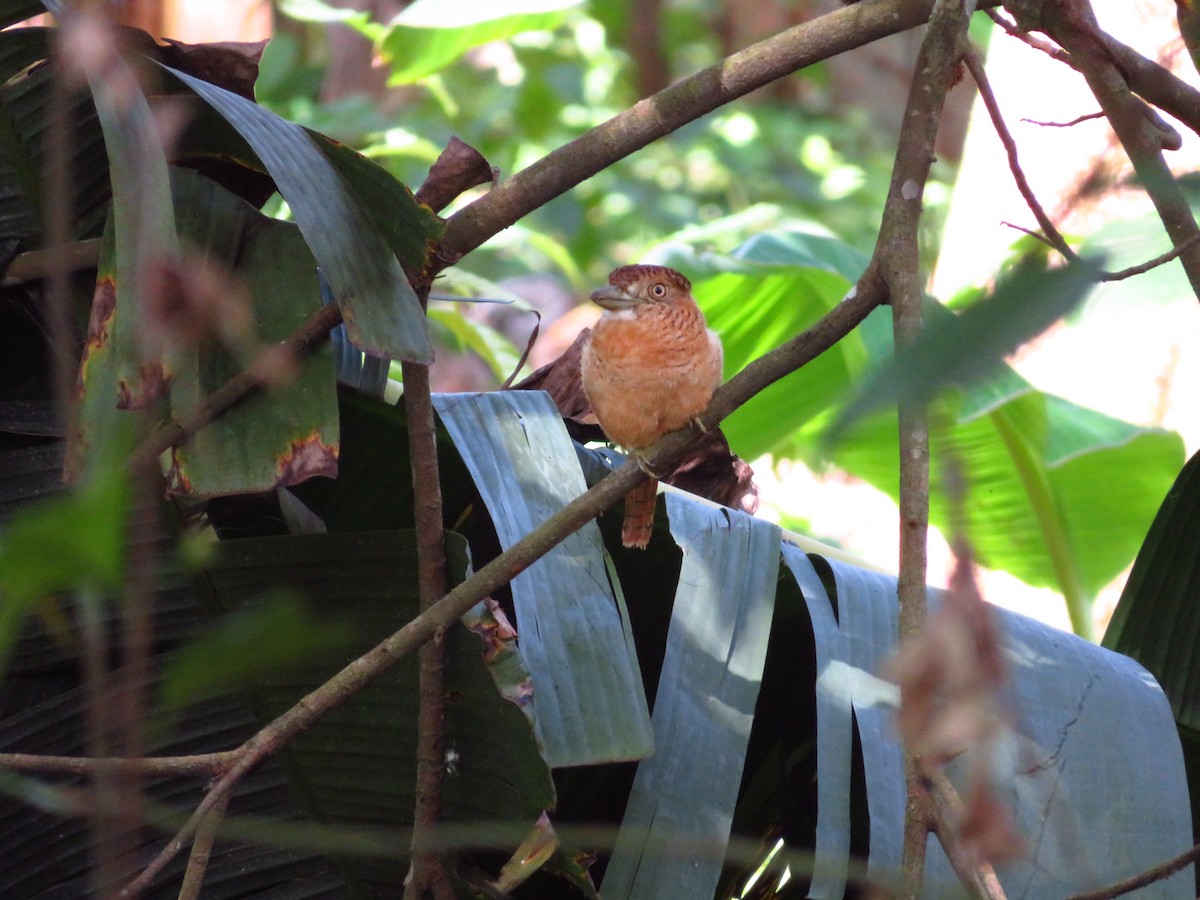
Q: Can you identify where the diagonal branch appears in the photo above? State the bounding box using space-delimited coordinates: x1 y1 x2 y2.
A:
963 46 1077 262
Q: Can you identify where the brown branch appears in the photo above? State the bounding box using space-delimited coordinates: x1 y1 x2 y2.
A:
926 770 1008 900
964 46 1077 262
177 792 229 900
883 0 967 615
1021 112 1104 128
0 751 240 777
119 261 887 898
865 0 972 891
1099 232 1200 281
1066 840 1200 900
437 0 980 266
1 237 101 286
988 5 1200 143
401 356 456 900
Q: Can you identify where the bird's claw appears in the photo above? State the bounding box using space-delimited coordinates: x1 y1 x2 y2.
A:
690 416 708 435
631 452 660 479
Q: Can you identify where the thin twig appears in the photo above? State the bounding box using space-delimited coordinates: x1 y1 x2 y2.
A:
1099 232 1200 281
0 751 240 777
1066 840 1200 900
1000 221 1058 249
1022 112 1104 128
926 770 1008 900
985 9 1071 65
500 310 541 390
177 792 229 900
118 266 887 898
964 46 1077 262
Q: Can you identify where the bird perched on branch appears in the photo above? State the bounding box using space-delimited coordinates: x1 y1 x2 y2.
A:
581 264 724 548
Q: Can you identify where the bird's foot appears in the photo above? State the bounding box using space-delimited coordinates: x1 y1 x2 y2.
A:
630 452 660 479
690 416 709 435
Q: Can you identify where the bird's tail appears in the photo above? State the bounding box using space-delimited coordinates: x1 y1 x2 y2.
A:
622 478 658 549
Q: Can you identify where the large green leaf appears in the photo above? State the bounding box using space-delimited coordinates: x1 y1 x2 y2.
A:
1104 447 1200 731
67 34 178 478
161 66 433 364
165 169 340 497
432 391 654 767
781 547 1192 896
831 256 1102 438
602 494 779 899
830 391 1183 638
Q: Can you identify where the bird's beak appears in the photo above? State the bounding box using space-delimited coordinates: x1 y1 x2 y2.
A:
589 284 642 311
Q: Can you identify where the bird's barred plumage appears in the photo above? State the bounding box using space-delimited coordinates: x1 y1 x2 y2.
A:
581 265 723 548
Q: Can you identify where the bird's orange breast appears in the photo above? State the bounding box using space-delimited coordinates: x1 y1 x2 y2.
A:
581 301 723 450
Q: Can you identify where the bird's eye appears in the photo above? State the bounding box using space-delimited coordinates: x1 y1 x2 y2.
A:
650 283 667 298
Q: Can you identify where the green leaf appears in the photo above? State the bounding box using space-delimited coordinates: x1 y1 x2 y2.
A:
67 37 177 478
602 496 779 899
831 391 1183 637
432 391 653 766
0 468 129 603
782 547 1193 896
378 0 582 84
700 266 867 460
160 65 433 363
831 256 1103 440
0 464 131 675
307 130 444 277
159 591 355 714
1104 447 1200 730
164 169 340 497
428 306 521 381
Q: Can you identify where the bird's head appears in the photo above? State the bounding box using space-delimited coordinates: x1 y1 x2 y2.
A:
589 265 692 311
